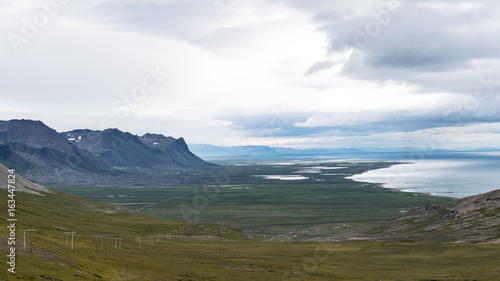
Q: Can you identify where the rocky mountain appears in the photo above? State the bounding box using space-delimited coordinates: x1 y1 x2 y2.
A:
0 120 104 174
139 134 208 167
62 129 165 168
61 130 209 168
368 189 500 243
0 119 210 184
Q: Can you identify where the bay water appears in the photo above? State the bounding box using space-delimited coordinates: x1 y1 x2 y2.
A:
348 151 500 198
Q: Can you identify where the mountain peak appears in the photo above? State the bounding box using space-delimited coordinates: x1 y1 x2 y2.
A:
139 134 208 167
0 119 71 148
8 119 44 124
142 133 168 140
0 119 104 175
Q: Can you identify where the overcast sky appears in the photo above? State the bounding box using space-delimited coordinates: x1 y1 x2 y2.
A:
1 0 499 149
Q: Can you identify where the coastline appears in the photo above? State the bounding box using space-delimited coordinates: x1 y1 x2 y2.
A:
345 156 500 199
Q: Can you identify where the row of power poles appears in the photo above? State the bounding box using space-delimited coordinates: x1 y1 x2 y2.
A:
18 230 187 253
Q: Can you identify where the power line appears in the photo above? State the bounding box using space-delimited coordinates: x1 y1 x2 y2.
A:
21 230 35 252
95 235 103 251
64 231 76 251
114 238 122 250
135 190 199 211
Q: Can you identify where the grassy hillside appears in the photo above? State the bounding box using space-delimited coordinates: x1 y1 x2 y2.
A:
2 189 500 280
0 188 250 280
2 167 500 279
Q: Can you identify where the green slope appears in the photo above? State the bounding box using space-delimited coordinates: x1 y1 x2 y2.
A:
2 166 500 280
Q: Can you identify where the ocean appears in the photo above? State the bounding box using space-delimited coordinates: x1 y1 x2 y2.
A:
347 151 500 198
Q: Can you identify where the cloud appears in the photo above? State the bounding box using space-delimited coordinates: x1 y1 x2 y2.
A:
305 60 334 75
217 100 500 142
313 0 500 94
1 0 499 149
90 0 217 40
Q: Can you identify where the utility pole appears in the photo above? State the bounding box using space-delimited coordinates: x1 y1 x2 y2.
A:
64 231 76 250
114 238 122 250
21 230 35 252
95 235 103 251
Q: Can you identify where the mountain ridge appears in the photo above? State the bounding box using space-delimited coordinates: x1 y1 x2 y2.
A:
0 119 210 184
0 119 105 173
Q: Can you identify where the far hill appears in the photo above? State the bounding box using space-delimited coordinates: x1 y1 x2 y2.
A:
189 143 368 158
189 144 500 159
188 144 280 158
367 189 500 243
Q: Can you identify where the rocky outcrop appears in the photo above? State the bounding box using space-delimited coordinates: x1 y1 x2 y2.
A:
369 190 500 243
